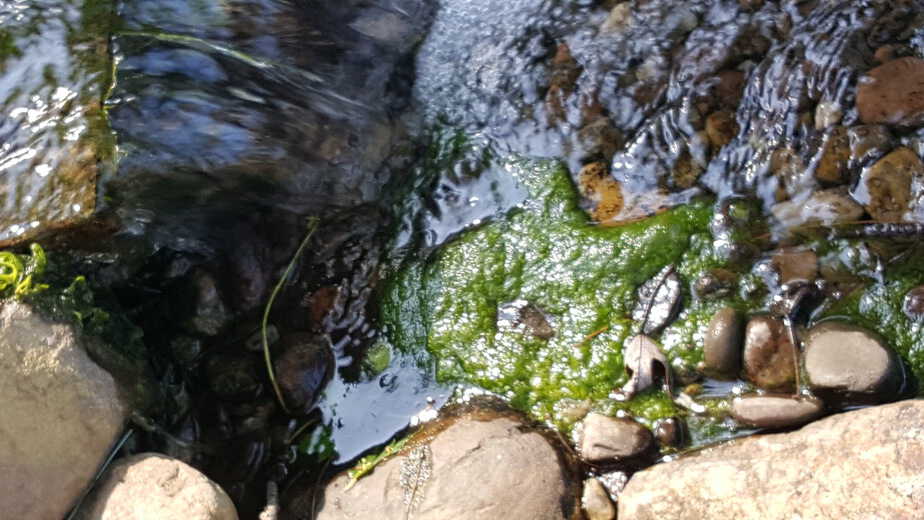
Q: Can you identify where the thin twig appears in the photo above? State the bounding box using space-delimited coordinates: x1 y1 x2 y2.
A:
571 325 610 349
264 217 320 414
65 429 134 520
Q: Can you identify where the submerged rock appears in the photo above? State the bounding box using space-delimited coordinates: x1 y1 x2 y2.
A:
0 301 127 519
274 333 334 411
772 188 865 227
770 248 818 284
582 478 616 520
856 147 922 222
702 307 743 379
730 394 825 429
620 400 924 519
183 270 232 337
79 453 238 520
315 415 575 520
579 413 653 463
857 57 924 127
804 322 902 403
743 316 797 392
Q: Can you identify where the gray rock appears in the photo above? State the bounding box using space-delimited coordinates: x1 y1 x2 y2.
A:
80 453 238 520
620 400 924 520
703 307 743 379
582 478 616 520
730 394 825 429
316 416 573 520
0 301 127 519
743 316 797 391
580 413 653 463
184 269 232 336
804 322 902 402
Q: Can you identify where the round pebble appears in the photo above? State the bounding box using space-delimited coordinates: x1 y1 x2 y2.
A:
743 316 797 392
703 307 743 379
579 413 653 463
731 394 825 429
804 322 902 403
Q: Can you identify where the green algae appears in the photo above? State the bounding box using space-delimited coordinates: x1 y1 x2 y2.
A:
379 154 773 432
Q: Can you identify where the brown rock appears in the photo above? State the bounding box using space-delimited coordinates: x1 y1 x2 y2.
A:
577 162 625 223
705 110 738 150
580 413 653 463
848 124 892 168
619 400 924 520
815 126 849 184
714 70 746 109
857 57 924 126
577 117 623 162
743 316 796 391
904 285 924 321
858 147 922 222
771 248 818 284
730 394 824 429
703 307 743 379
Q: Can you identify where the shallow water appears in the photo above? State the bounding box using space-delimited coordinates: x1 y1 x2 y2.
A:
0 0 113 245
9 0 924 516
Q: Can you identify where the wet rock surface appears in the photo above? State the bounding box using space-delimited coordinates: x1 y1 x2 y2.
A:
579 413 653 463
80 453 238 520
730 394 825 429
274 333 334 411
804 322 902 403
742 316 797 391
0 301 127 519
620 400 924 520
315 415 574 520
903 285 924 321
857 147 923 222
703 307 743 379
857 57 924 127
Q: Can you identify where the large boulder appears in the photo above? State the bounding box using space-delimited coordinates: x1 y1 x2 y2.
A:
619 400 924 519
0 301 128 519
315 415 576 520
79 453 238 520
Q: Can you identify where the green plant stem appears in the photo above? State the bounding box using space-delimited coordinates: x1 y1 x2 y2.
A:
264 217 320 414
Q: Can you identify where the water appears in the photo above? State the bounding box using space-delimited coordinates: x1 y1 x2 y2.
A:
0 0 114 246
8 0 924 516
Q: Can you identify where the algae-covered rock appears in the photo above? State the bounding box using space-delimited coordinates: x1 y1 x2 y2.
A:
380 157 740 429
0 0 116 246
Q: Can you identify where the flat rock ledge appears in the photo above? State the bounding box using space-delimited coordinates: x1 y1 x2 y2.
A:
619 400 924 520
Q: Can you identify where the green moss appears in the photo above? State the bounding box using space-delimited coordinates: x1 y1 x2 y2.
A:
380 154 772 434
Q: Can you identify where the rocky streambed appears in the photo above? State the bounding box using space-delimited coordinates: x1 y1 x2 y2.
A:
3 0 924 519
